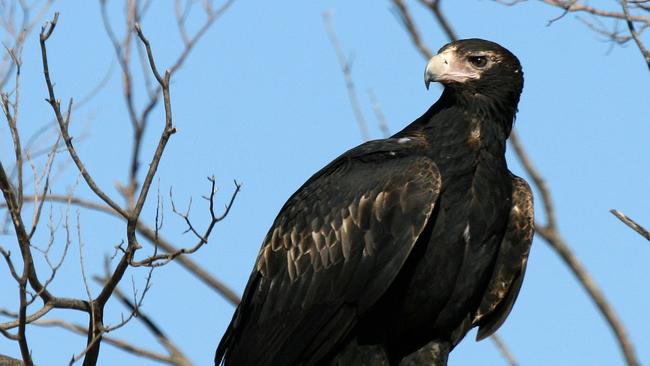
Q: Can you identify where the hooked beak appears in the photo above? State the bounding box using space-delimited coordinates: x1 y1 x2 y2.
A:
424 49 479 89
424 53 447 90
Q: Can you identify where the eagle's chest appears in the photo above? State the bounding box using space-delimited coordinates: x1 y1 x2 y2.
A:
434 126 510 217
389 131 512 338
435 151 511 260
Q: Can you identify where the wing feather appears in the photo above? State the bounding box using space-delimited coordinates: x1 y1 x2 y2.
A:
216 139 441 365
473 175 534 340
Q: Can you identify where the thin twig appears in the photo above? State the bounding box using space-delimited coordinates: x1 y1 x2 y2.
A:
1 161 89 312
22 61 114 160
367 90 391 138
490 334 519 366
0 304 55 331
391 0 433 58
0 0 53 89
99 0 139 131
132 179 241 267
0 193 242 305
77 21 175 365
34 319 180 365
417 0 459 40
93 277 192 365
610 209 650 241
2 47 23 210
620 0 650 69
129 0 237 196
27 133 60 239
39 12 129 220
540 0 650 24
0 247 20 282
323 11 371 141
495 0 650 70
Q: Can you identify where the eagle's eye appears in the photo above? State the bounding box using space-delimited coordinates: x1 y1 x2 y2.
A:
468 56 488 68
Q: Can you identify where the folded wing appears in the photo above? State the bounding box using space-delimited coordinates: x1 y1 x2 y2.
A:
473 175 534 340
216 140 441 365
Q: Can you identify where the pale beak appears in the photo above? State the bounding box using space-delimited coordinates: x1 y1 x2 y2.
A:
424 49 480 89
424 53 448 90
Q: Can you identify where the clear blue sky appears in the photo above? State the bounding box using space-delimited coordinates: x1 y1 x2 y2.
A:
0 1 648 365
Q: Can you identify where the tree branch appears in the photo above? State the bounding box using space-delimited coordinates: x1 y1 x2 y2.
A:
510 134 640 366
391 0 433 58
39 12 129 220
34 319 182 365
495 0 650 70
93 277 192 365
540 0 650 24
322 11 370 141
417 0 458 41
490 334 519 366
610 209 650 241
620 0 650 69
1 193 242 305
132 179 241 267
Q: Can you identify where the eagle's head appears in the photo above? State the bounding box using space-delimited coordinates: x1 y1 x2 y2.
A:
424 38 523 113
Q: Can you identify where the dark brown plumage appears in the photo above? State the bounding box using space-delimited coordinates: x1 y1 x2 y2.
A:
215 38 534 366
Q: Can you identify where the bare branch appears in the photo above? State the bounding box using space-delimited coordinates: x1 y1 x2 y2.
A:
511 134 640 366
132 179 241 267
0 328 19 341
620 0 650 69
610 209 650 241
538 0 650 24
0 304 55 331
509 133 556 230
99 0 139 131
74 210 93 303
131 23 175 218
34 319 182 365
175 0 192 45
0 246 20 282
21 61 113 161
0 160 61 307
2 3 242 364
322 11 370 141
1 193 242 305
417 0 459 41
168 0 238 76
39 12 129 220
490 334 519 366
27 134 60 239
0 0 53 90
128 0 238 201
93 277 192 365
17 271 32 366
1 47 23 209
391 0 433 58
495 0 650 70
367 90 391 138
